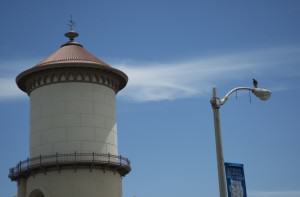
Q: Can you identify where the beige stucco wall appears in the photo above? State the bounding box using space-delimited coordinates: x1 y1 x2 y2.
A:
26 169 122 197
17 178 27 197
30 83 118 157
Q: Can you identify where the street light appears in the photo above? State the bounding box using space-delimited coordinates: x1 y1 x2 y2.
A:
210 82 271 197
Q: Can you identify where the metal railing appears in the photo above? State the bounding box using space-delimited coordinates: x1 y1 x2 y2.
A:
9 152 131 180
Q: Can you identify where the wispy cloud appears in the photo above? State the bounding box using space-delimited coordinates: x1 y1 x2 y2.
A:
0 47 300 102
0 78 23 100
0 59 37 100
116 46 300 102
249 190 300 197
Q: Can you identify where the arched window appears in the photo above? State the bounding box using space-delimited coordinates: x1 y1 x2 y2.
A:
29 189 44 197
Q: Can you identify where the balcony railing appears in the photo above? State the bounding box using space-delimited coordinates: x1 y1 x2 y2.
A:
9 152 131 181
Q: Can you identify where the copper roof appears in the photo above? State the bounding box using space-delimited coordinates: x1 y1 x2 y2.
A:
16 30 128 94
36 31 111 67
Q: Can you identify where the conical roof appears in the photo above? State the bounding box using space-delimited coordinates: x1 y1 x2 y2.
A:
36 44 110 67
36 31 111 67
16 30 128 94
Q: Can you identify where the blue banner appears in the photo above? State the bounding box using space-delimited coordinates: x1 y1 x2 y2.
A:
225 162 247 197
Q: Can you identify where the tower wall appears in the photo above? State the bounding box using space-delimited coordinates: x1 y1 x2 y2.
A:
30 82 118 157
26 169 122 197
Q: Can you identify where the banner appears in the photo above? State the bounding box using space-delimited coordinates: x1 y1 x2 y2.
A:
225 162 247 197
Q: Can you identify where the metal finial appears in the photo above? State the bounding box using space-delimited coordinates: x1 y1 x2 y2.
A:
68 15 75 31
64 15 79 42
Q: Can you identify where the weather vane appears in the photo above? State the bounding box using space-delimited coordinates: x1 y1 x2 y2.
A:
68 15 75 31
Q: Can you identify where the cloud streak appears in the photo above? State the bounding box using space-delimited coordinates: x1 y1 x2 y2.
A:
0 47 299 102
0 78 23 100
0 59 37 100
116 46 300 102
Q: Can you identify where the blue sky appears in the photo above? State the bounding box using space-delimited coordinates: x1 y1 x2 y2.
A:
1 1 300 197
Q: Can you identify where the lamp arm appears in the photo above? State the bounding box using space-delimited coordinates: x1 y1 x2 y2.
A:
219 87 253 106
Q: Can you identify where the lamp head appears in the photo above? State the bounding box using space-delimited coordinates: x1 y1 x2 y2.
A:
252 88 272 101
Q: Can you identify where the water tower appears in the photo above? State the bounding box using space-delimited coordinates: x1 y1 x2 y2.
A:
9 28 131 197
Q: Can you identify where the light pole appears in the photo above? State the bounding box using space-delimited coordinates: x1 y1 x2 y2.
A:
210 83 271 197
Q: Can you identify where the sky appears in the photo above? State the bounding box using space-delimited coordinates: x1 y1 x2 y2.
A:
0 0 300 197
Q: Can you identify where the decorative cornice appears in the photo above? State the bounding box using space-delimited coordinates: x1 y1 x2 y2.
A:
16 63 128 95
